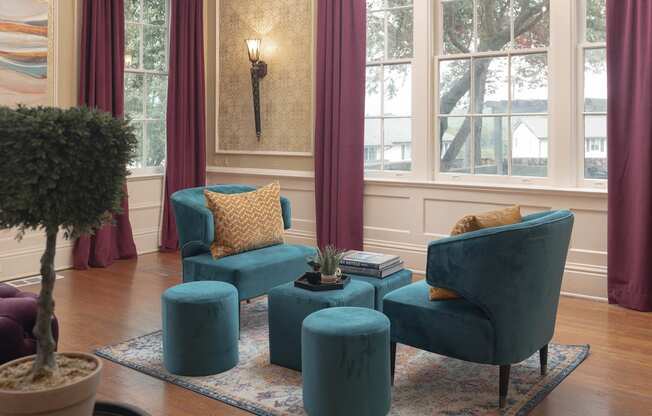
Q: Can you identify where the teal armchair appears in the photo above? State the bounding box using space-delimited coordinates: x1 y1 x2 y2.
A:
171 185 316 305
383 210 574 408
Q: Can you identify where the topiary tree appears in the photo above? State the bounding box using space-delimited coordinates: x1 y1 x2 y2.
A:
0 106 136 380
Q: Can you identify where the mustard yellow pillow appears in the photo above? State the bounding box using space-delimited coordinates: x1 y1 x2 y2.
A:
204 182 285 259
429 205 522 301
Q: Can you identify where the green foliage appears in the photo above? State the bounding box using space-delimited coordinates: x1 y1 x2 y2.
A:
312 246 345 276
0 106 137 238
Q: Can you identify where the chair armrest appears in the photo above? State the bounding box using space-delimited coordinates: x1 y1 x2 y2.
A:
280 196 291 229
426 210 574 363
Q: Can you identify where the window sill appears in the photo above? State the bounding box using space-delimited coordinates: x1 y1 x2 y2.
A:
363 176 607 198
128 170 164 181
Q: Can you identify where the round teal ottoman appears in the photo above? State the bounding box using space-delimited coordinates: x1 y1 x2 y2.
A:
162 281 239 376
302 307 391 416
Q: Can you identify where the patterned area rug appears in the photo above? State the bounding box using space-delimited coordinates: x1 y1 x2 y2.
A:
96 298 589 416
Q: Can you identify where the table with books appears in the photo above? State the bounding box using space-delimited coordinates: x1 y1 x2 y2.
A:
340 251 412 312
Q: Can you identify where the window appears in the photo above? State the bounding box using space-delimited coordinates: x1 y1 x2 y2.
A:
437 0 549 178
582 0 607 180
124 0 169 171
365 0 414 172
362 1 606 188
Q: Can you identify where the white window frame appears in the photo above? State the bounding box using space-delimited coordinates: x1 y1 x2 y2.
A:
577 0 607 189
364 0 606 192
125 0 170 176
364 1 421 179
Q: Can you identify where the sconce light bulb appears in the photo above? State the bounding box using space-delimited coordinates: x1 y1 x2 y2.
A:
245 38 261 63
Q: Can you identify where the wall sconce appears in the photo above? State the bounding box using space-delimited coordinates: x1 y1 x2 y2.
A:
246 39 267 140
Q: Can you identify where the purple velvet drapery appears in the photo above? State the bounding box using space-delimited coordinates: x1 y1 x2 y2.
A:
607 0 652 311
314 0 366 250
160 0 206 251
73 0 137 269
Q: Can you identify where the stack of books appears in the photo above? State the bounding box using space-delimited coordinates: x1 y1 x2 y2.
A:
339 251 404 278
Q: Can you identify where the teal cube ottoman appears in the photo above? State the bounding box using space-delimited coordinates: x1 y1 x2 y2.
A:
268 280 374 371
162 281 239 376
350 268 412 312
302 307 391 416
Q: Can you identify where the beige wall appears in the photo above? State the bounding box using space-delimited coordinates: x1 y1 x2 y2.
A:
205 0 314 171
1 1 163 281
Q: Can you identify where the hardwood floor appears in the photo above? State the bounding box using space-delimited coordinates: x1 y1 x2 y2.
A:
19 252 652 415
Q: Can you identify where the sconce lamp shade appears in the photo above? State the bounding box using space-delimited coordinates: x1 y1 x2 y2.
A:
245 39 261 63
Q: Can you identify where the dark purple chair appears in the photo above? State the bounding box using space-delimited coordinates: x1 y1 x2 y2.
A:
0 283 59 365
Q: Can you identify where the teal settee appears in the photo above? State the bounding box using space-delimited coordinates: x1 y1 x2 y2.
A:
171 185 316 305
383 210 574 408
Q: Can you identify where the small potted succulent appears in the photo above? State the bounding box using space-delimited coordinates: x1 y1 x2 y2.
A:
311 246 345 284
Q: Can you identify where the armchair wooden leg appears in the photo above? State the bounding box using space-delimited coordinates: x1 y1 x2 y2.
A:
540 344 548 376
390 342 397 386
499 364 511 409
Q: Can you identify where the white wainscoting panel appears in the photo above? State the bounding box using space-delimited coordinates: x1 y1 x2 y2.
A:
207 167 608 300
0 175 164 282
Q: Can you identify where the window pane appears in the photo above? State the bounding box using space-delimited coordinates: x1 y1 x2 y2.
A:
125 23 141 69
384 64 411 116
367 11 385 62
439 59 470 115
440 116 471 173
364 118 382 170
474 116 508 175
584 48 607 112
130 121 144 169
145 0 166 25
387 0 413 6
476 0 510 52
365 66 381 117
586 0 606 43
584 115 607 179
513 0 550 49
442 0 473 54
511 53 548 113
143 25 167 71
125 0 141 22
511 116 548 177
384 118 412 171
146 74 167 118
387 7 413 59
146 120 166 167
367 0 383 10
473 56 508 114
125 73 144 118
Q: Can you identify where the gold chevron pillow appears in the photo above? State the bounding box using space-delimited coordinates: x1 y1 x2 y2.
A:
429 205 522 301
204 182 285 259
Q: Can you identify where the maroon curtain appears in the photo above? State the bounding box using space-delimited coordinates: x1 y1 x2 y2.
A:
607 0 652 311
160 0 206 251
314 0 366 250
73 0 137 269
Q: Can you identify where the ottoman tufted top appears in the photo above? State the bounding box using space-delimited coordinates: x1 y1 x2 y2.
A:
162 281 237 304
303 306 390 337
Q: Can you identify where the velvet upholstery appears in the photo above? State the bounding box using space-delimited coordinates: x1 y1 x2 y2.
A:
349 268 412 312
162 281 238 376
171 185 313 301
0 284 59 365
183 245 315 301
302 307 391 416
268 280 375 371
383 210 574 366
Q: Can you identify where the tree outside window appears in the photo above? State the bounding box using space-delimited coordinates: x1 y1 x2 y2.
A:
124 0 168 170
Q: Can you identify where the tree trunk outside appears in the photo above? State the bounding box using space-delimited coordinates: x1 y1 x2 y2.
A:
31 227 58 379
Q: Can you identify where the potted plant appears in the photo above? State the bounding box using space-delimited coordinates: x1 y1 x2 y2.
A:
312 246 345 284
0 106 136 416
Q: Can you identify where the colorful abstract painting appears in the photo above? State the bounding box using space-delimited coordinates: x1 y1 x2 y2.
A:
0 0 49 106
